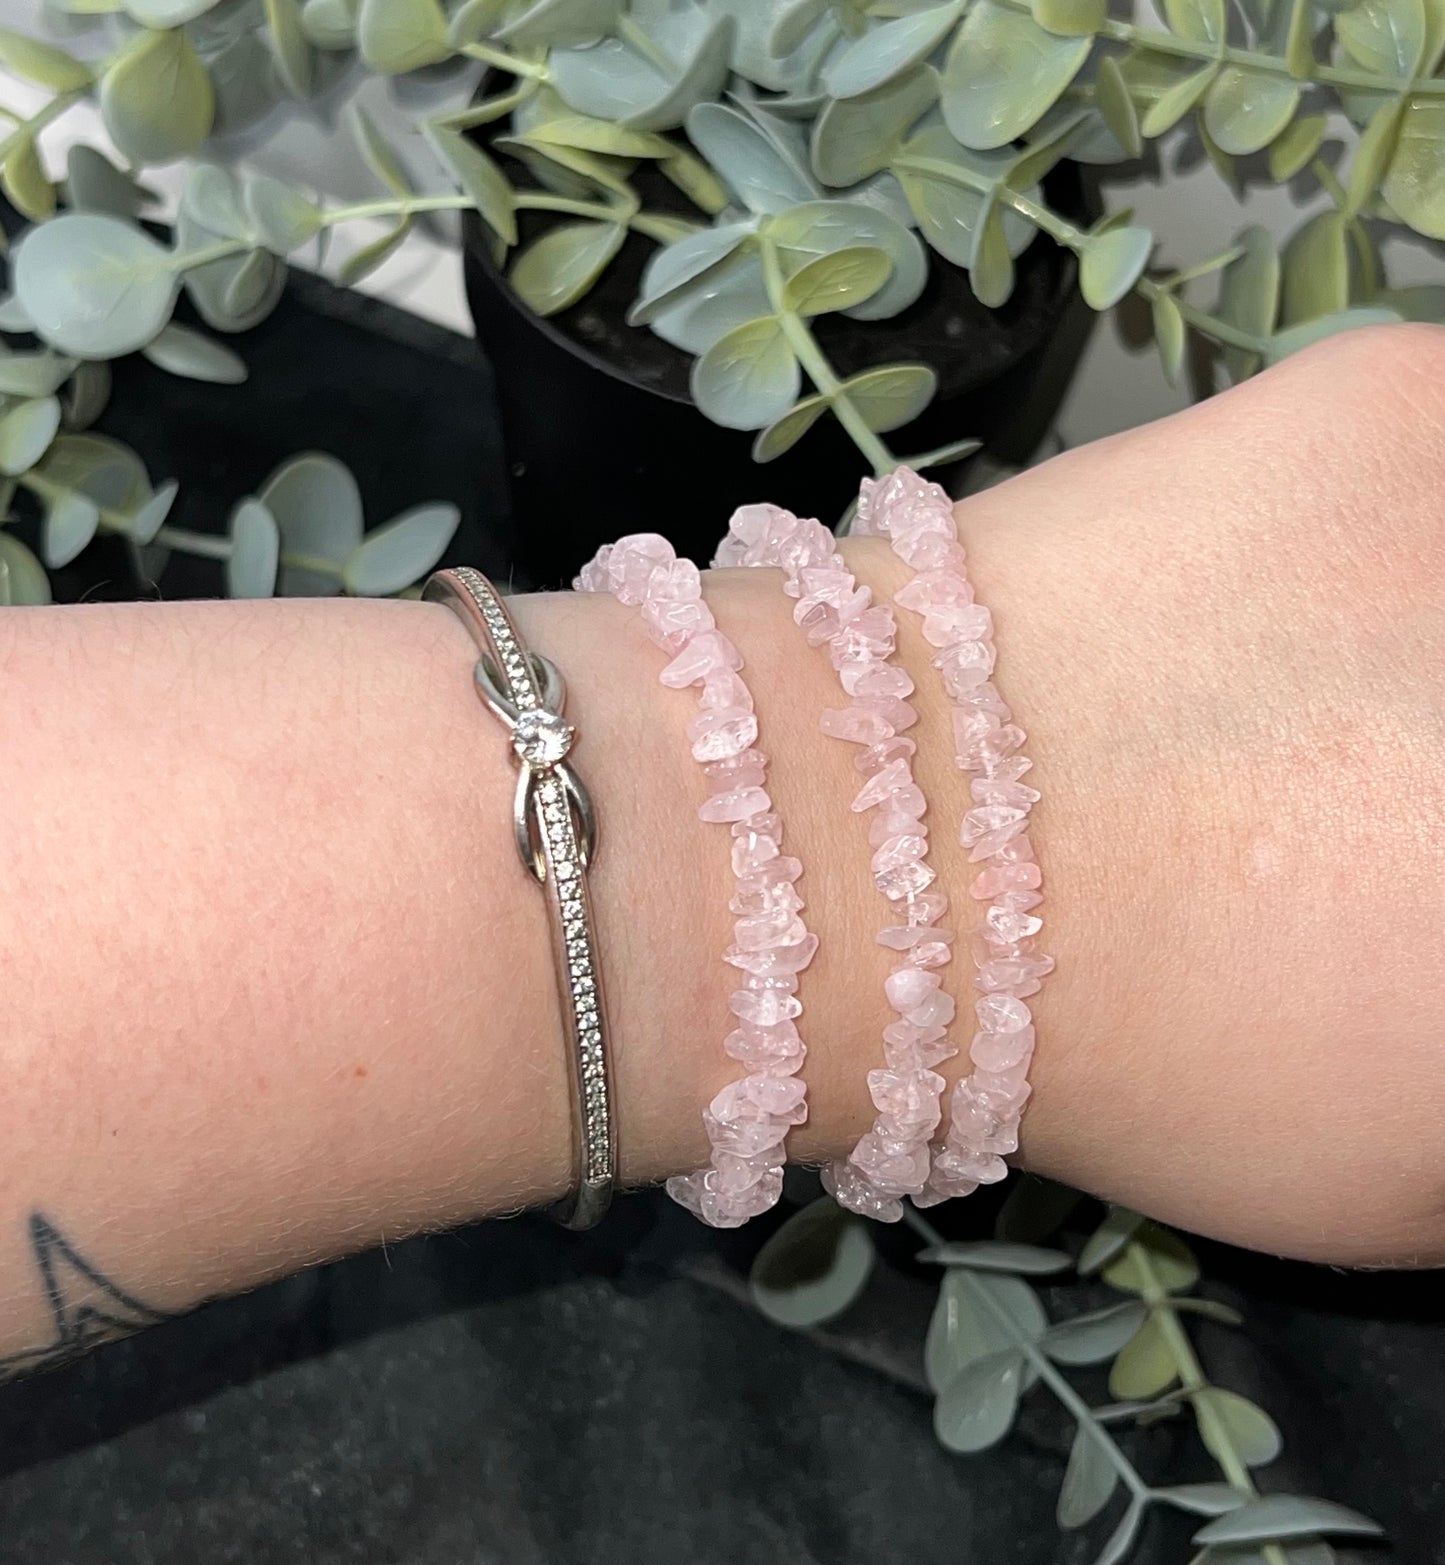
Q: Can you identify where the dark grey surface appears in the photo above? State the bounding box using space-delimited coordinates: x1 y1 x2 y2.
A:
0 1191 1441 1565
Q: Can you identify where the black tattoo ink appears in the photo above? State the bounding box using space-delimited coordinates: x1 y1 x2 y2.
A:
0 1213 176 1382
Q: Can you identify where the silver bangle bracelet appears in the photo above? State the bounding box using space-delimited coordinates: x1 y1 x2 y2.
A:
422 566 615 1230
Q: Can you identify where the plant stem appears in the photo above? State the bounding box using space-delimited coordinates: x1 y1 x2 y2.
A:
758 235 898 478
460 42 549 81
893 152 1270 358
987 0 1445 94
0 86 87 162
152 524 229 560
1128 1242 1290 1565
903 1208 1153 1504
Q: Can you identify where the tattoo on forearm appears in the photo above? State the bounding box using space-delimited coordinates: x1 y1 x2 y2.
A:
0 1213 176 1383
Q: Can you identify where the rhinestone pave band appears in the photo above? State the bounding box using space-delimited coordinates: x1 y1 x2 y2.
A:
423 566 615 1230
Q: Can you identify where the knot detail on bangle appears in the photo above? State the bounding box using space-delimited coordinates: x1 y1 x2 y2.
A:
474 651 596 885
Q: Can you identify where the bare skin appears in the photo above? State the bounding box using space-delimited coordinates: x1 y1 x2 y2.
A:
0 324 1441 1378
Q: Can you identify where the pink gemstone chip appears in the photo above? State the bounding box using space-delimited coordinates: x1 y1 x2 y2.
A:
859 466 1052 1208
576 530 814 1230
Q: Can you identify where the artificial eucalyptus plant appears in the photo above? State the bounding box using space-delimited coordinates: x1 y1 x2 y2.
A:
751 1185 1388 1565
0 2 1410 1552
0 0 1440 602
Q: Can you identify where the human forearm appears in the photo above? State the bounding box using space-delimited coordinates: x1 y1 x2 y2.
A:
1 326 1443 1377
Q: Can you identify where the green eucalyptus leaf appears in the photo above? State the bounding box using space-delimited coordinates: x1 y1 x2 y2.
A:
1032 0 1107 34
1043 1301 1148 1365
918 1239 1072 1274
1335 0 1425 76
264 0 314 97
752 391 831 460
343 502 459 595
41 490 100 568
1217 224 1279 381
122 0 216 21
0 294 33 331
15 214 179 359
969 201 1014 306
260 451 362 596
924 1270 1048 1391
526 114 671 157
226 497 280 598
4 136 54 223
1103 1222 1200 1294
1095 55 1143 157
425 122 517 246
934 1349 1024 1453
182 163 250 239
782 244 891 315
244 174 323 254
823 3 962 98
1268 112 1327 180
101 26 215 165
1203 68 1301 154
1152 289 1187 383
301 0 360 49
142 322 247 383
1281 209 1349 324
811 66 937 187
1140 63 1218 137
1108 1312 1179 1398
900 435 982 471
1080 224 1153 309
336 221 411 287
0 532 51 604
1058 1425 1118 1529
941 1 1090 149
1154 1483 1250 1515
0 395 60 475
1166 0 1226 43
0 352 77 398
1195 1388 1283 1468
0 26 93 92
767 199 926 319
128 478 178 545
357 0 450 72
750 1197 875 1327
509 220 626 316
551 15 732 132
1194 1495 1384 1545
501 0 622 49
646 251 771 354
690 313 800 430
1092 1498 1146 1565
630 221 755 323
838 362 936 431
35 431 149 517
687 101 817 214
1345 96 1404 215
352 105 413 197
66 145 151 219
1383 95 1445 238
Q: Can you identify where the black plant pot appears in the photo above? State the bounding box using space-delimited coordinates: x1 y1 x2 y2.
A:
463 158 1093 588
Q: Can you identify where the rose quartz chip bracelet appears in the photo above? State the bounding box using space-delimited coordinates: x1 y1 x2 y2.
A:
853 467 1054 1205
715 502 959 1224
574 535 814 1228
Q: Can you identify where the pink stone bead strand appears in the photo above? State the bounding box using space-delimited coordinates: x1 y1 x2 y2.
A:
715 503 958 1225
575 534 815 1228
853 467 1055 1207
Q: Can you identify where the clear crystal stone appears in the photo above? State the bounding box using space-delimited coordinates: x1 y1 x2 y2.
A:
513 706 574 766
